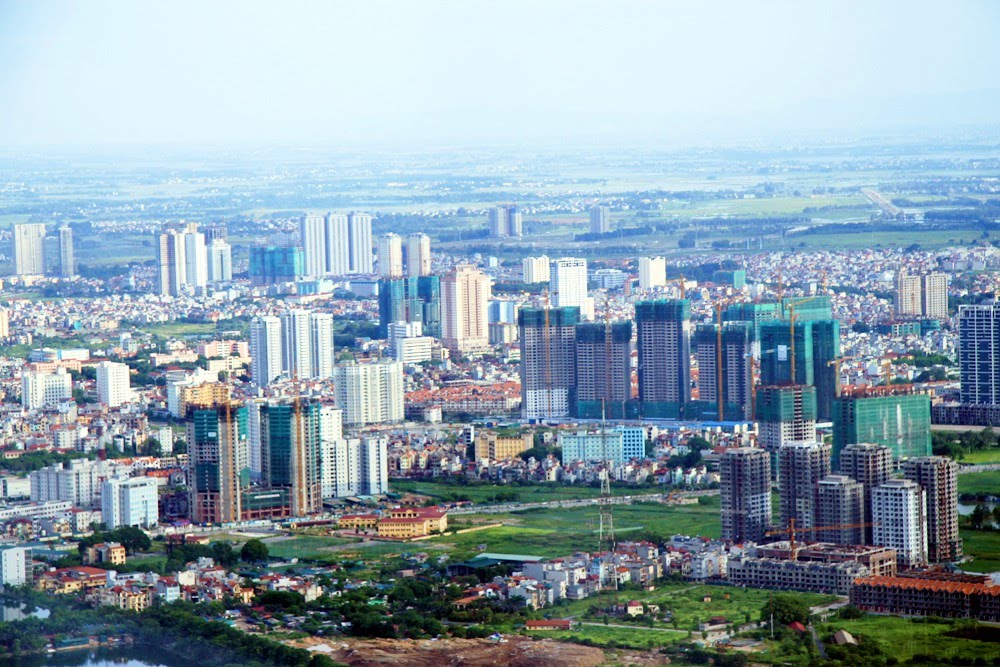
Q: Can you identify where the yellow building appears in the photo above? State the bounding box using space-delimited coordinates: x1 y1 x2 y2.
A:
84 542 127 567
338 514 379 530
474 432 533 461
377 507 449 538
180 382 233 417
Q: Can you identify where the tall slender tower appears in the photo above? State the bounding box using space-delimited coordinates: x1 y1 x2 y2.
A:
816 475 865 545
720 447 772 543
377 233 403 278
778 441 831 532
441 264 491 354
188 397 249 524
694 321 753 420
13 223 46 276
839 443 893 544
589 205 610 234
405 233 431 277
58 226 75 278
250 316 283 387
518 306 580 419
575 321 633 419
347 212 373 274
959 304 1000 405
324 213 350 276
903 456 962 563
636 299 691 419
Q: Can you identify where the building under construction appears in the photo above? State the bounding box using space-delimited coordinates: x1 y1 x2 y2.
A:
832 386 932 465
851 574 1000 621
187 397 249 524
635 299 691 419
693 321 754 421
575 321 636 419
729 542 897 595
518 306 580 420
756 385 817 479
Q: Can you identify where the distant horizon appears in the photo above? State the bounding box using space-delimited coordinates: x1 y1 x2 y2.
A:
2 1 999 150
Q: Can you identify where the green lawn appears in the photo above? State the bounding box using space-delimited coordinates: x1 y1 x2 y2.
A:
815 615 1000 664
262 535 355 560
390 480 632 504
553 583 837 632
539 623 687 650
426 498 722 560
957 470 1000 496
960 530 1000 573
957 448 1000 464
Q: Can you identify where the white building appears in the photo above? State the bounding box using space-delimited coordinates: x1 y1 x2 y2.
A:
872 479 928 568
300 213 327 278
347 212 374 274
0 545 31 586
156 427 174 455
324 213 351 276
558 428 644 465
377 233 403 279
14 223 46 276
250 315 283 387
441 264 492 354
388 321 433 364
549 257 588 311
281 310 313 380
21 367 72 410
206 239 233 282
101 477 158 529
405 233 431 277
639 257 667 291
332 360 404 426
522 255 550 284
360 438 389 495
96 361 131 408
30 459 101 507
589 205 610 234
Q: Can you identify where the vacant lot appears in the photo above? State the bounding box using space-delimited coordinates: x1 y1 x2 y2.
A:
958 470 1000 496
815 615 1000 664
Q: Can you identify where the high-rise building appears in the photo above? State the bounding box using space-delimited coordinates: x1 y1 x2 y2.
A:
96 361 131 408
441 264 491 354
405 232 431 277
778 441 831 532
347 212 374 274
694 322 754 420
522 255 550 284
758 318 841 419
638 257 666 291
182 223 207 290
322 212 349 276
872 479 928 568
959 304 1000 405
636 299 691 419
187 398 250 524
518 307 580 419
720 447 772 543
309 312 335 380
756 385 817 478
815 475 865 546
549 257 588 310
723 302 780 341
280 310 313 380
30 459 101 506
488 205 522 238
58 226 75 278
575 321 634 419
250 316 283 386
207 239 233 282
332 360 404 426
0 307 9 339
895 271 948 319
13 223 46 276
903 456 962 563
260 400 324 516
360 437 389 496
156 223 207 295
377 233 403 278
832 390 932 464
21 367 72 410
299 213 327 278
101 477 158 529
0 545 31 587
377 276 441 339
249 245 304 285
589 205 610 234
838 443 893 544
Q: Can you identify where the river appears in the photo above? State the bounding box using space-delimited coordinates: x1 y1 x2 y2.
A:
9 646 182 667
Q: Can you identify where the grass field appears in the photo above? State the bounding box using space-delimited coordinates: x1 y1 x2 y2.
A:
262 535 356 560
423 498 722 560
815 615 1000 664
540 623 688 650
960 530 1000 573
552 583 837 632
958 470 1000 496
390 480 630 504
957 449 1000 464
789 228 987 251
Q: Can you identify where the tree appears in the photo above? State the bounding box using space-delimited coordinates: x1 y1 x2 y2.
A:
760 594 811 626
241 538 269 563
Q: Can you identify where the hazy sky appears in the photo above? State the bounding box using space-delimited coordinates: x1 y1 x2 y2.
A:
2 0 999 148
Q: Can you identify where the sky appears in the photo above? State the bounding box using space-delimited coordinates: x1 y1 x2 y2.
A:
1 0 999 148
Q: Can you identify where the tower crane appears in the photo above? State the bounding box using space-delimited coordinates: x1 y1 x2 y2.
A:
765 518 877 561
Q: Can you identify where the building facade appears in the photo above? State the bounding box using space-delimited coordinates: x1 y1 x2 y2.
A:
720 447 772 543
